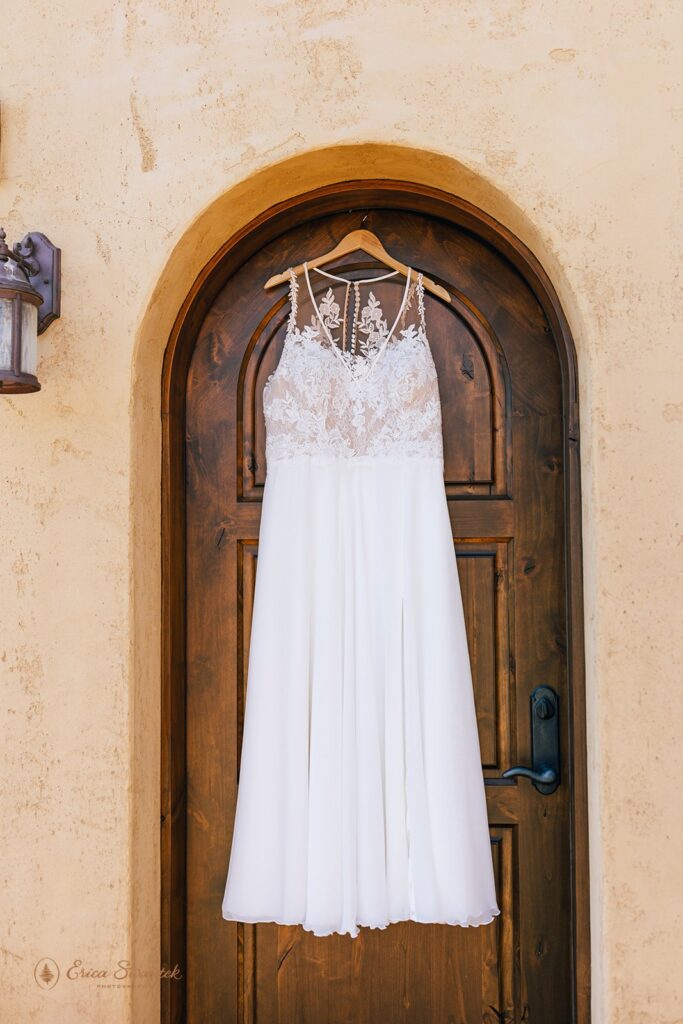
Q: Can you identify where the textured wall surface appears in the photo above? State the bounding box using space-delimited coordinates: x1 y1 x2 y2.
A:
2 2 682 1022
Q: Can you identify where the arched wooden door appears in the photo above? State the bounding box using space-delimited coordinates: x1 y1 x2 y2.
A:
161 182 589 1024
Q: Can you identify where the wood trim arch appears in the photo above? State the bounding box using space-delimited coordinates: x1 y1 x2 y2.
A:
160 179 590 1024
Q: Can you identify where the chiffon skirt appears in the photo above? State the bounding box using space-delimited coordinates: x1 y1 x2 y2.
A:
221 454 500 938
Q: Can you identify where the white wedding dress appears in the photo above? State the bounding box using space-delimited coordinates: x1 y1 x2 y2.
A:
221 260 500 938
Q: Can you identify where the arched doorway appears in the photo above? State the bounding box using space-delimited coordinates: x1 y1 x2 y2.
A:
160 179 589 1023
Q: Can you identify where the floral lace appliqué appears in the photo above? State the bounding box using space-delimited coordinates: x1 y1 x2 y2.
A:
316 288 342 334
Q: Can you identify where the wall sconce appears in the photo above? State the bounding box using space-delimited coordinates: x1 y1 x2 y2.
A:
0 226 61 394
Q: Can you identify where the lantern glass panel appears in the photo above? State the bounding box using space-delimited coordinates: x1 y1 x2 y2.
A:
0 297 13 372
20 301 38 377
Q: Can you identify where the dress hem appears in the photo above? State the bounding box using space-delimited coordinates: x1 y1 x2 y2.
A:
221 905 501 939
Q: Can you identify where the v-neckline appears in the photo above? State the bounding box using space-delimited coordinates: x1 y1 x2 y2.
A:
303 261 413 383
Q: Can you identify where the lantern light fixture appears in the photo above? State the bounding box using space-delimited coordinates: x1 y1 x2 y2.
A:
0 226 61 394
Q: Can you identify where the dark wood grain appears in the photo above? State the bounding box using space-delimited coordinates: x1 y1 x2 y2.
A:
161 181 590 1023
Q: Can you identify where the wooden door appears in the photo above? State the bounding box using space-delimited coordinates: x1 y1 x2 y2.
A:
161 183 589 1024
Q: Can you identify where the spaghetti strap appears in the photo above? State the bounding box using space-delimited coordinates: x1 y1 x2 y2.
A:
399 270 427 339
416 271 426 334
286 266 299 336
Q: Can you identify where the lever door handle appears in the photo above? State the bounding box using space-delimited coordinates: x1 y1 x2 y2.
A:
502 764 558 785
501 685 560 795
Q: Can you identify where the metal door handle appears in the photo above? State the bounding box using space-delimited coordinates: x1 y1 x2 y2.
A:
502 764 557 785
501 684 560 795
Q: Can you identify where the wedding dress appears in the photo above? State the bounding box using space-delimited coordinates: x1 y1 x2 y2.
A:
221 259 500 938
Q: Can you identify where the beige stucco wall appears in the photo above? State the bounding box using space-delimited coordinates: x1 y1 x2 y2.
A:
2 2 682 1022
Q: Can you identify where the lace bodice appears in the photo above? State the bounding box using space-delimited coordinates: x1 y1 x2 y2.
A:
263 261 444 463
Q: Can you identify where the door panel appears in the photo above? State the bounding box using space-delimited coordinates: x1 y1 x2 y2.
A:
168 192 581 1024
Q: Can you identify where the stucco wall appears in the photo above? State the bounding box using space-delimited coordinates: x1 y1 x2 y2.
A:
2 2 682 1022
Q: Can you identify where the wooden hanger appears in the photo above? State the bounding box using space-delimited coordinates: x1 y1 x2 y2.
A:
263 229 452 303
